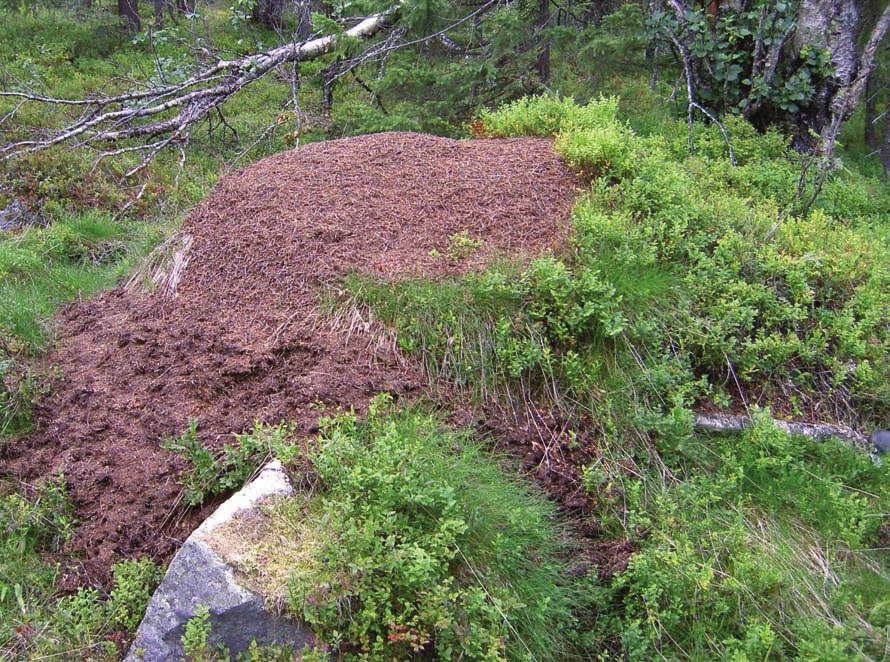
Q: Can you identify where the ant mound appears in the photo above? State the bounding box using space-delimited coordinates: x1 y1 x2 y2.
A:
5 132 581 587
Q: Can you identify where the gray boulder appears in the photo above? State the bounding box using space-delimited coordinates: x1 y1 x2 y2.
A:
125 461 313 661
871 429 890 454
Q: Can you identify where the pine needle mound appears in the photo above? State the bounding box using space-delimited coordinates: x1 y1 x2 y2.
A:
5 132 580 585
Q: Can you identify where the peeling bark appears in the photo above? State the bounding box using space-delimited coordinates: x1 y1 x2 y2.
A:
792 0 860 149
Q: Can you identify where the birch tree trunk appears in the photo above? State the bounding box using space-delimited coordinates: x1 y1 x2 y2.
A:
792 0 860 149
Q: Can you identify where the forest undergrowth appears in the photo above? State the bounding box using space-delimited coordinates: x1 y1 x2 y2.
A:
0 4 888 661
341 96 890 659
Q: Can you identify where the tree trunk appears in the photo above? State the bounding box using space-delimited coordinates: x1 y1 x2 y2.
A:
882 95 890 176
864 70 878 148
118 0 141 32
792 0 860 149
322 60 341 118
252 0 285 30
536 0 551 84
154 0 164 27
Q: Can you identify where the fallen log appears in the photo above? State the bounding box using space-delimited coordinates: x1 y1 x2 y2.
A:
693 412 871 453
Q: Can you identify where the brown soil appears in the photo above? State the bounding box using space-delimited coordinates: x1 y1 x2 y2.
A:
4 132 588 588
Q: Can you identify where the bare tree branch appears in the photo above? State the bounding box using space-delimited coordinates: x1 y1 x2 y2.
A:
663 1 735 165
693 413 870 452
0 8 398 163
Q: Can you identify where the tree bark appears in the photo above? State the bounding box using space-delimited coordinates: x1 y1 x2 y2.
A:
792 0 860 149
816 4 890 156
118 0 141 32
693 413 868 450
787 0 890 155
864 68 878 148
252 0 286 30
882 95 890 176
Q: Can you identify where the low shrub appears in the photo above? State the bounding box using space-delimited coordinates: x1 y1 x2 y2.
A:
380 95 890 425
587 413 890 660
281 397 584 660
163 420 299 507
0 476 162 660
345 95 890 660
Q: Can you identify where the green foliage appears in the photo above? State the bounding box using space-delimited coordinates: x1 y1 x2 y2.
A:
164 420 299 506
479 93 622 137
181 605 215 662
178 604 308 661
347 96 890 660
472 96 890 423
285 396 582 660
588 413 890 660
108 558 164 633
647 2 834 121
0 477 162 660
445 229 483 259
0 350 45 437
0 210 146 354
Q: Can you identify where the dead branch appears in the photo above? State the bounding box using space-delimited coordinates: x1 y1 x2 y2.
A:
0 8 397 163
693 412 869 452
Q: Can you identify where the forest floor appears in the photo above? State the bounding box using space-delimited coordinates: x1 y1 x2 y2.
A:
4 132 585 588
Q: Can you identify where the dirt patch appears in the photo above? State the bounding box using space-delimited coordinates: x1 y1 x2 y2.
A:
4 132 587 587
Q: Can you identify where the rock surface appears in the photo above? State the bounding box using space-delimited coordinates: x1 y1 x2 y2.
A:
125 461 313 661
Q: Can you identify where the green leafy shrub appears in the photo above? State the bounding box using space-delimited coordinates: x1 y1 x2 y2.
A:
477 96 890 423
178 604 309 661
345 95 890 660
646 3 833 123
108 558 164 632
588 413 890 660
478 93 621 137
0 477 161 660
284 397 583 660
164 420 298 506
